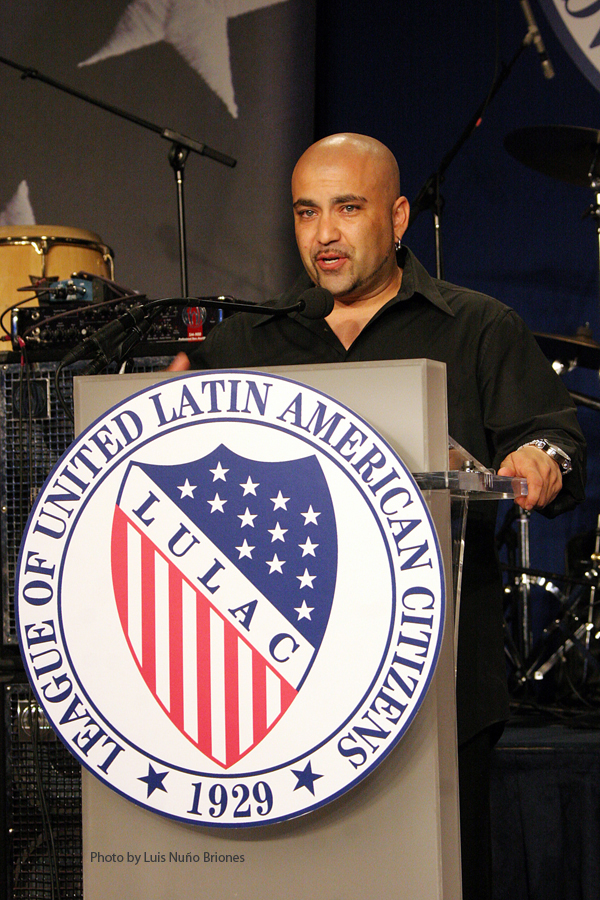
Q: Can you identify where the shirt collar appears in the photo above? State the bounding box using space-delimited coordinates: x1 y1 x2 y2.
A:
252 245 454 327
393 246 454 316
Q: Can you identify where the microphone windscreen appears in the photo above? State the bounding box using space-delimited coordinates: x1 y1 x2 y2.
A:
297 286 334 320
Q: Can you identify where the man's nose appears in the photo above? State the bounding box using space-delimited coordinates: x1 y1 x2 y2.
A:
316 213 340 244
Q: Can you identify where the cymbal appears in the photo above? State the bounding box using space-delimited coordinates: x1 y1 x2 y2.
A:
504 125 600 187
535 331 600 369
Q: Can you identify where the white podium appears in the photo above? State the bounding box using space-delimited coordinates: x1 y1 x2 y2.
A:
73 359 462 900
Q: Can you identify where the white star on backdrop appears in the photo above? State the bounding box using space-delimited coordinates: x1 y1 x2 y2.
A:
78 0 290 118
238 507 257 528
270 491 290 510
301 506 320 526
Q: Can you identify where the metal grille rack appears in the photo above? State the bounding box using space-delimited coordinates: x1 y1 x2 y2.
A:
0 357 169 644
5 683 82 899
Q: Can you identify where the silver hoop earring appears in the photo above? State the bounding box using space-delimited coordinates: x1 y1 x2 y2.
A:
395 238 402 251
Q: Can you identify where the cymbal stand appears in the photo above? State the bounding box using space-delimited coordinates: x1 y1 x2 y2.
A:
583 515 600 682
583 144 600 316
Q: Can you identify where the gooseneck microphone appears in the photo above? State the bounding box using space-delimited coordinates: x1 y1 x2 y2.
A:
296 286 335 319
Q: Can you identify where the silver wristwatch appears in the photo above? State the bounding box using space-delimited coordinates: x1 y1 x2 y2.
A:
517 439 573 474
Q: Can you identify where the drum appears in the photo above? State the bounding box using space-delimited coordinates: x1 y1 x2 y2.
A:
0 225 114 320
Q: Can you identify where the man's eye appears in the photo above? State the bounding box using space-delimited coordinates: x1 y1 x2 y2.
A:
342 205 358 212
297 209 315 218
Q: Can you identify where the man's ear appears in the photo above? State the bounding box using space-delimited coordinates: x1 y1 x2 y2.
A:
393 196 410 240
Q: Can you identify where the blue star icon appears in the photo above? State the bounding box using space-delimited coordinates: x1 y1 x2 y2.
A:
138 764 169 798
291 760 323 796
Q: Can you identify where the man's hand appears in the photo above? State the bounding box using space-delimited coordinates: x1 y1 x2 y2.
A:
166 352 191 372
497 446 563 510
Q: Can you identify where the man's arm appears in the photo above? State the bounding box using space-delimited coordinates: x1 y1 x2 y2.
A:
479 307 586 517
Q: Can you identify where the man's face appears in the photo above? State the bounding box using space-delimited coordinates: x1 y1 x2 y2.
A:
291 149 405 300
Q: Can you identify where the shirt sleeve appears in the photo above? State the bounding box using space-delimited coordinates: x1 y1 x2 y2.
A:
477 307 586 517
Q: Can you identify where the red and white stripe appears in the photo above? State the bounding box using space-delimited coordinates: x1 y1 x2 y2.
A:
111 506 297 768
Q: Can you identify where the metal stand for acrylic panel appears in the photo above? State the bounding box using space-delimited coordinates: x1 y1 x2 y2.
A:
415 436 527 663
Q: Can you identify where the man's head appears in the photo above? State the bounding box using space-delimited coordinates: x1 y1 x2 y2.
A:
291 134 409 301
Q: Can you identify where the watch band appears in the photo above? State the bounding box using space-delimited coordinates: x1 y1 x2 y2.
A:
517 439 573 474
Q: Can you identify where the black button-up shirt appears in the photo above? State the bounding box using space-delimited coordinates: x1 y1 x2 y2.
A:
189 247 586 743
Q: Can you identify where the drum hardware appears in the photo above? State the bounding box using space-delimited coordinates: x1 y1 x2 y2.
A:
524 610 599 683
534 329 600 372
502 561 600 688
568 389 600 412
498 505 534 668
500 509 600 699
582 522 600 682
505 124 600 320
504 125 600 188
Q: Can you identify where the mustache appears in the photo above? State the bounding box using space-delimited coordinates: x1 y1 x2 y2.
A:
313 248 351 261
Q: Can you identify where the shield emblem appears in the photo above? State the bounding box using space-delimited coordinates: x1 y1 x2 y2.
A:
111 445 337 768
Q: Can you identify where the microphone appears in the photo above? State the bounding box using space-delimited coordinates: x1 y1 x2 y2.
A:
296 286 334 319
59 288 334 375
60 304 152 369
81 306 162 375
520 0 555 79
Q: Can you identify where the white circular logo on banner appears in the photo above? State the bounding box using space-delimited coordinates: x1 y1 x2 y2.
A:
539 0 600 91
16 371 445 826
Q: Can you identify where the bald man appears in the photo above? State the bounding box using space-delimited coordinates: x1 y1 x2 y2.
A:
171 134 586 899
291 134 407 345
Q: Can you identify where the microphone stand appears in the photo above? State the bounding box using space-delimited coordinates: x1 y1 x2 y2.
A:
0 55 237 297
406 36 528 278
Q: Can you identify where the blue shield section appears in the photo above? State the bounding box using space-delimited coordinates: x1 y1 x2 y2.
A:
132 445 338 650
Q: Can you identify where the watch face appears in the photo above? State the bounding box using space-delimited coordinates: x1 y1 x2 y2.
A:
544 445 571 472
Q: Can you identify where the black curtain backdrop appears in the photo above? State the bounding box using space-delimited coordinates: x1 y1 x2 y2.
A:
314 0 600 575
491 726 600 900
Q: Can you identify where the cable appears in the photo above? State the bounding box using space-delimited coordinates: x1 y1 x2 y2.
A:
475 0 502 131
28 690 61 900
0 294 40 338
